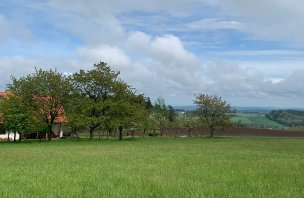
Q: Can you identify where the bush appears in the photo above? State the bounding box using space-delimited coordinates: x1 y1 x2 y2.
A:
147 130 160 137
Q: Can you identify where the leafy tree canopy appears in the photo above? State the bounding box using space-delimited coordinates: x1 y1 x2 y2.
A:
194 93 232 137
8 68 71 140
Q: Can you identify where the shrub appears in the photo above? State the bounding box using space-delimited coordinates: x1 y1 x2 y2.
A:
147 130 160 137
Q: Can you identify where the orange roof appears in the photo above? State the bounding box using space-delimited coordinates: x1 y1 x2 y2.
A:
0 91 66 123
0 92 7 97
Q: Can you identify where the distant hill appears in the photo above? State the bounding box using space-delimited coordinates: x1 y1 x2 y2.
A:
173 105 303 113
174 105 196 111
266 110 304 127
231 113 286 130
174 105 304 130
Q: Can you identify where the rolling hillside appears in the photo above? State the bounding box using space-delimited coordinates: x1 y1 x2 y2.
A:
231 113 286 130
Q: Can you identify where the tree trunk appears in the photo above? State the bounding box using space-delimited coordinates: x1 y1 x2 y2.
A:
14 132 16 142
39 133 42 141
7 132 10 142
188 129 191 137
73 128 80 141
98 130 101 140
48 124 52 141
142 128 146 138
75 131 80 141
119 126 123 140
19 133 22 142
89 127 94 141
210 128 214 137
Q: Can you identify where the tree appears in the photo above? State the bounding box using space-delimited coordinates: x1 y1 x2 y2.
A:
8 68 70 141
62 97 88 140
101 78 148 140
141 97 154 137
0 93 45 142
150 97 169 136
177 113 199 137
108 82 147 140
167 105 177 122
0 94 27 142
65 62 141 140
194 93 232 137
68 62 117 140
145 97 153 109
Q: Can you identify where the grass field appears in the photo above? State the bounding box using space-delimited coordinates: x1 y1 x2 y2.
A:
231 113 286 129
0 137 304 197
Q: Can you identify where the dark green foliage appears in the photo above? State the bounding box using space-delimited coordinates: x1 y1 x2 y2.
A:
0 94 46 142
167 105 177 122
66 62 147 140
67 62 124 140
148 97 180 136
145 97 153 109
0 124 5 134
147 129 160 136
0 95 29 142
109 90 147 140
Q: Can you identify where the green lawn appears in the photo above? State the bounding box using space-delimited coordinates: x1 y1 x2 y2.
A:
0 137 304 197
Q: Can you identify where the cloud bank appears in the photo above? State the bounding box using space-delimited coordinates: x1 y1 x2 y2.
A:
1 0 304 107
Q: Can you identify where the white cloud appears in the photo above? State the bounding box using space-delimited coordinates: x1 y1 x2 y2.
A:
217 0 304 44
199 61 304 104
126 31 201 94
240 60 304 79
187 18 242 31
0 56 36 89
126 31 152 53
269 78 283 84
0 55 85 90
2 0 304 107
54 12 126 46
127 31 199 68
214 50 304 57
202 61 266 97
77 45 131 69
269 70 304 97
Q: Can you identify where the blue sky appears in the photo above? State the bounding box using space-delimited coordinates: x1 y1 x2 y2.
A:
1 0 304 107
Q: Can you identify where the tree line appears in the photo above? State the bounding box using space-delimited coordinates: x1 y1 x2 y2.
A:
0 62 232 142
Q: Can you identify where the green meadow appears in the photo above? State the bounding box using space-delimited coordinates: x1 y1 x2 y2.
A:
231 113 286 129
0 137 303 197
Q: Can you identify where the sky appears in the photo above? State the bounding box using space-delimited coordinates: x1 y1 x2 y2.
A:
1 0 304 107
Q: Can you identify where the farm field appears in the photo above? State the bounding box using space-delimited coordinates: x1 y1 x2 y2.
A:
0 137 304 197
231 113 286 129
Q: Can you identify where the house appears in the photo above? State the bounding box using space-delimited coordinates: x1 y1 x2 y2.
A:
0 132 20 141
0 91 68 139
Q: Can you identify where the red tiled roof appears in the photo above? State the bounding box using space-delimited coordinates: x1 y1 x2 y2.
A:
0 92 7 97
